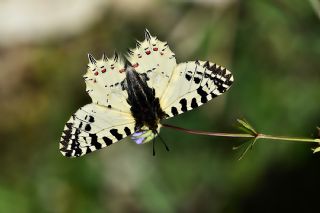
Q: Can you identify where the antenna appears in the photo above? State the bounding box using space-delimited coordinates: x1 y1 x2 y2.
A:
158 134 170 152
152 136 156 156
156 131 170 152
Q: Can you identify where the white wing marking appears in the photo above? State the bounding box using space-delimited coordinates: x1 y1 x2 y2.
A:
85 53 131 113
126 29 177 98
160 60 234 117
60 103 135 157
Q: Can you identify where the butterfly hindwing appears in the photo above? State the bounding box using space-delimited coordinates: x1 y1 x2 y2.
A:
60 103 135 157
160 60 234 117
126 29 177 99
85 53 131 113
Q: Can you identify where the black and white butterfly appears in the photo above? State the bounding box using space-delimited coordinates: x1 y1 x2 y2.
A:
60 30 234 157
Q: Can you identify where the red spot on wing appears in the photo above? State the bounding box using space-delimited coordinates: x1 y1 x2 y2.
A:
153 47 158 51
145 50 151 55
133 63 139 68
101 68 107 73
94 71 99 76
160 52 164 55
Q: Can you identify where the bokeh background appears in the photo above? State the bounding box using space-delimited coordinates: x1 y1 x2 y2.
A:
1 0 320 212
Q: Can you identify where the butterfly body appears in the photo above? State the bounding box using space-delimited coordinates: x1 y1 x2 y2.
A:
124 66 167 132
60 30 234 157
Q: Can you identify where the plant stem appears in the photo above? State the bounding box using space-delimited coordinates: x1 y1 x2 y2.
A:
162 123 320 144
256 134 319 143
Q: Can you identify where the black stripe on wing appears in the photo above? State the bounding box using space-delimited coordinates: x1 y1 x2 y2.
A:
60 119 134 158
166 61 234 117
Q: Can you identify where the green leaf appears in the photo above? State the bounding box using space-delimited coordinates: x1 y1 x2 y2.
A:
237 119 257 135
238 138 258 160
312 147 320 153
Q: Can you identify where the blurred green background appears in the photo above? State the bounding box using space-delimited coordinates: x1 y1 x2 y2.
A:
1 0 320 212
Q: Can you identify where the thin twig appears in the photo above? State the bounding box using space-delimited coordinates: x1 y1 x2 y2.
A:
162 123 320 144
162 123 254 138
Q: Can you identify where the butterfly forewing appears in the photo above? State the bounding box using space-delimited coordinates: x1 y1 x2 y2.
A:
60 104 135 157
160 60 234 117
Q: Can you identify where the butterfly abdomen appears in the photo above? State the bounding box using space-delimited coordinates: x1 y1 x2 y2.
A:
124 67 166 131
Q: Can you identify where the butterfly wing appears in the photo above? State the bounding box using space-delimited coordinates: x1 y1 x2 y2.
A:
60 103 135 157
85 53 131 113
126 29 177 98
160 60 234 117
126 31 233 118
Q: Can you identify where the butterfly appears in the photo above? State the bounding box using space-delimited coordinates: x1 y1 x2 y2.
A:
60 29 234 157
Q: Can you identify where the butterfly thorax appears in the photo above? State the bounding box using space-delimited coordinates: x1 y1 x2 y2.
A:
124 67 167 132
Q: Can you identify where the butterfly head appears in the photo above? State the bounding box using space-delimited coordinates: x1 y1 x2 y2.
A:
131 124 170 155
131 125 161 144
